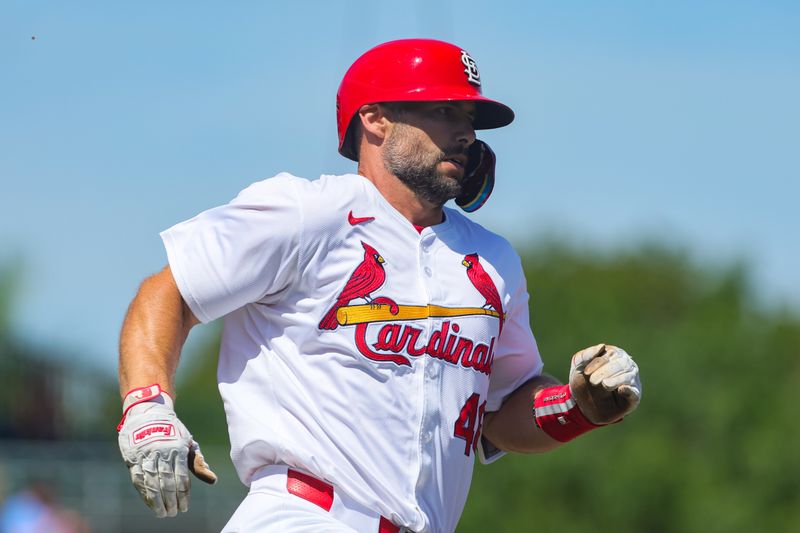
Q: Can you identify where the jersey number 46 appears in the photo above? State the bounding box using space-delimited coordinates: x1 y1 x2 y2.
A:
454 393 487 457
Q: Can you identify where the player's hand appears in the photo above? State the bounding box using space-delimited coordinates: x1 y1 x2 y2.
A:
117 386 217 518
568 344 642 425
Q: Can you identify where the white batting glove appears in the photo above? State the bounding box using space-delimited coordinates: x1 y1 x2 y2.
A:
117 385 217 518
568 344 642 425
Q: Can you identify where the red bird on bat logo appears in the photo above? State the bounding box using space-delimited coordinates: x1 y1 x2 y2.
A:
319 242 386 330
462 253 505 335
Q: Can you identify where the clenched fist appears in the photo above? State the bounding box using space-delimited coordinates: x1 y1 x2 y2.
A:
569 344 642 425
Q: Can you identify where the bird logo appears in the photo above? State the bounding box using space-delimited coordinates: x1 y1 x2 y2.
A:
319 242 387 330
462 253 505 335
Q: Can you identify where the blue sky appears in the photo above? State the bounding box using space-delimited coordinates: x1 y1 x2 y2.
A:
1 1 798 375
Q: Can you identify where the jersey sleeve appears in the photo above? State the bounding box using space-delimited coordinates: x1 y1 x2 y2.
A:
484 255 543 413
160 173 303 324
478 254 543 464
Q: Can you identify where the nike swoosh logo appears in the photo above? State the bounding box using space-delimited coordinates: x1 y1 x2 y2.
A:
348 210 375 225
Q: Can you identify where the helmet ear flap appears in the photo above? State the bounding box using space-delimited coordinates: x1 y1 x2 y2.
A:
340 115 361 162
456 140 495 213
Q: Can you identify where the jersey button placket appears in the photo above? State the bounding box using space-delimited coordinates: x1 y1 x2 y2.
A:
415 231 438 497
426 363 439 379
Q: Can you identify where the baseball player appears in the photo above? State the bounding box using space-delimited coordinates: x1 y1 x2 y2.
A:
117 39 642 533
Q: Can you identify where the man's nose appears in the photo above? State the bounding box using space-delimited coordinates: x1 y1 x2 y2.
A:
456 118 476 147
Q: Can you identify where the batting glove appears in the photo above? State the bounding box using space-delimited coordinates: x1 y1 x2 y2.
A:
568 344 642 425
533 344 641 442
117 384 217 518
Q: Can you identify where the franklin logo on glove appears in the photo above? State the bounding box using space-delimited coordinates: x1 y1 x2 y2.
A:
132 423 176 445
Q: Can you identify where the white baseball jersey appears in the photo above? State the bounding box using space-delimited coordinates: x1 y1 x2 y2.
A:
161 173 543 533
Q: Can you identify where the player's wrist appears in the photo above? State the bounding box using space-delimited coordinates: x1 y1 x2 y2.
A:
117 383 174 431
121 383 174 411
532 384 601 443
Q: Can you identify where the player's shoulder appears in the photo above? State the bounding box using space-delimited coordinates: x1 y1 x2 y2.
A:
444 208 517 255
231 172 373 234
233 172 366 205
443 208 523 270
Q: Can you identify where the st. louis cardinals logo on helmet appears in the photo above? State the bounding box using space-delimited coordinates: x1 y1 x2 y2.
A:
460 50 481 86
319 245 505 375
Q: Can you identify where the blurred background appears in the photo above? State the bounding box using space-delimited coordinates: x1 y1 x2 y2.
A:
1 1 798 531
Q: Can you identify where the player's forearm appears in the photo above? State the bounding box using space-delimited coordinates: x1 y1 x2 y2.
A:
482 374 564 454
118 266 198 398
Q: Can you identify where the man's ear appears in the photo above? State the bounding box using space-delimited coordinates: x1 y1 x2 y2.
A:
358 104 390 141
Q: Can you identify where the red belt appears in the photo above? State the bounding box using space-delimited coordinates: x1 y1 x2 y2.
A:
286 469 402 533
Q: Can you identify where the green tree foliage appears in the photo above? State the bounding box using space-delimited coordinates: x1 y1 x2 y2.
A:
174 240 800 532
175 325 245 492
0 261 61 439
0 260 120 440
176 326 229 447
0 259 22 340
460 240 800 533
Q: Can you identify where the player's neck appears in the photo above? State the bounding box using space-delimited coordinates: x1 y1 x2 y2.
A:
357 162 444 228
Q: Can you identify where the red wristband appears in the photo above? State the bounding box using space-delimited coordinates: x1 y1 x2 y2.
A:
533 384 600 442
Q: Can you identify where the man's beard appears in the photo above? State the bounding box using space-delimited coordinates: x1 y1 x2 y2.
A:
382 124 465 206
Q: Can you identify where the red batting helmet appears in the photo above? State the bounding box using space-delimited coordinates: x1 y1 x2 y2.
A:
336 39 515 161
